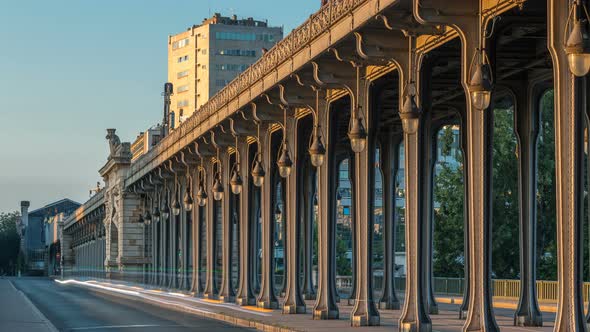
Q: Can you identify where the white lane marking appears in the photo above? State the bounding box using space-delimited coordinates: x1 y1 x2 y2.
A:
10 280 60 332
56 279 139 296
67 279 271 317
55 279 214 316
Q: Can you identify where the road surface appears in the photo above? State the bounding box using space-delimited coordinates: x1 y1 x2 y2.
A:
11 277 252 331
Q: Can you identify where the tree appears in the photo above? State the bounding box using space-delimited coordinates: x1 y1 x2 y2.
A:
336 229 352 276
0 211 21 276
433 91 559 281
536 90 557 281
491 106 520 279
433 126 465 278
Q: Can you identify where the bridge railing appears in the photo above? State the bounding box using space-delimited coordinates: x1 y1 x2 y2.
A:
332 275 590 302
126 0 372 185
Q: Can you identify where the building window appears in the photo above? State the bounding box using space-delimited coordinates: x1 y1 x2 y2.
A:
177 55 189 63
215 31 256 41
170 112 176 129
177 85 189 93
216 79 230 87
257 34 275 42
172 38 190 49
215 64 249 71
202 49 207 55
177 100 189 107
216 49 256 57
177 70 189 78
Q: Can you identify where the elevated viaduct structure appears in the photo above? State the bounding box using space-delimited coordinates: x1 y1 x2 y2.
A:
62 0 589 330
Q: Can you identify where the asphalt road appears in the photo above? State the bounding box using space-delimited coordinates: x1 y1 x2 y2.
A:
11 278 252 332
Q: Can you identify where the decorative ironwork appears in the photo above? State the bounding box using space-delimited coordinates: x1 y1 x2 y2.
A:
129 0 366 179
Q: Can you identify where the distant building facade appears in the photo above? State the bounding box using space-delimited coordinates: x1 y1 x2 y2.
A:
130 125 163 161
167 13 283 129
16 199 80 275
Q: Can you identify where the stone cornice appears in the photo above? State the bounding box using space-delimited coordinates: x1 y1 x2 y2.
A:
63 191 105 230
99 156 131 178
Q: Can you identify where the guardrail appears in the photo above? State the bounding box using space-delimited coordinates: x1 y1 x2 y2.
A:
332 276 590 302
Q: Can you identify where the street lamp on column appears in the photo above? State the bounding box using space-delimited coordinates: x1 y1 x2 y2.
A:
399 82 421 134
348 64 367 153
277 106 293 178
251 123 266 187
196 162 208 207
172 174 181 216
143 193 152 226
183 165 194 211
308 89 326 167
468 4 494 110
399 35 422 134
468 49 493 110
230 136 244 194
153 187 161 223
212 149 224 201
565 0 590 76
161 180 171 220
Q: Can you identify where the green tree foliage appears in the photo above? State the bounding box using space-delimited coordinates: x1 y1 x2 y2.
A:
433 127 465 278
336 229 352 276
536 90 557 281
0 211 21 275
491 105 520 279
433 90 558 281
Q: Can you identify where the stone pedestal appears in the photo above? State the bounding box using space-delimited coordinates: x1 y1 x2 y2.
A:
100 129 148 283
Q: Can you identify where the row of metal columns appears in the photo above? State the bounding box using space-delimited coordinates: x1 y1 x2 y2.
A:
73 236 105 278
137 2 589 328
138 73 553 329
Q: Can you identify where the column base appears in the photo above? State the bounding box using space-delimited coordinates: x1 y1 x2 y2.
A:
379 300 401 310
514 313 543 327
282 304 306 314
399 321 432 332
219 295 235 303
428 304 439 315
459 309 468 320
257 300 278 309
351 314 380 327
236 296 256 306
181 277 190 290
313 308 339 320
204 292 218 300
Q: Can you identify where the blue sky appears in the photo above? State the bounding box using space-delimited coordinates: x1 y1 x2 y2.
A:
0 0 319 212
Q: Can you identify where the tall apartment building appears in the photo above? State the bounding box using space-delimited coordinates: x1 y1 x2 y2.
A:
167 13 283 129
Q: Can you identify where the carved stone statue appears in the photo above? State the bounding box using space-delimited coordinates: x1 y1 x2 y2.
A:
106 129 121 157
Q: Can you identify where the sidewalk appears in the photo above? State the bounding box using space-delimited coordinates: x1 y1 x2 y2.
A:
435 295 560 313
0 278 57 332
60 278 556 332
